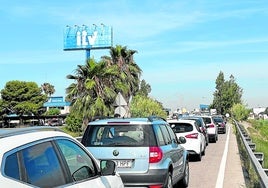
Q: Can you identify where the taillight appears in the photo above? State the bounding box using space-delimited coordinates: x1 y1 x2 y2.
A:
208 124 215 128
185 133 198 139
149 147 163 163
149 185 163 188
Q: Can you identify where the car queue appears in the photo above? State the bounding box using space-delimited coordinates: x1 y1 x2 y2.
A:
0 114 226 188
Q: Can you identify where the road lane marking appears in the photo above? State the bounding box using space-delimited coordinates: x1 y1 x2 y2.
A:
215 124 231 188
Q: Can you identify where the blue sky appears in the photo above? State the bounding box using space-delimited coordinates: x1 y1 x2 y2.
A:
0 0 267 111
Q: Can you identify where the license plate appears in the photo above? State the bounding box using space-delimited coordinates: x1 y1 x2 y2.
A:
115 160 133 168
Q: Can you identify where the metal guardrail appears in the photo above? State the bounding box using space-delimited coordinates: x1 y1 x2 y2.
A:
234 120 268 187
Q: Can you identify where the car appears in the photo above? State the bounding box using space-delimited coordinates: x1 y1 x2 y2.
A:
81 116 189 188
0 126 124 188
212 115 226 134
200 115 218 143
167 119 206 161
181 116 209 146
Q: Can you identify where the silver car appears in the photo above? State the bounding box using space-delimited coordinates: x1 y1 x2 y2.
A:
81 116 189 188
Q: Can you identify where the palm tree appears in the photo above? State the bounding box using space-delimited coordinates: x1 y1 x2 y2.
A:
102 45 142 100
41 83 55 96
66 58 120 129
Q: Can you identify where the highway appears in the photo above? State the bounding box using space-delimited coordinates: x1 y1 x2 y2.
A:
187 124 246 188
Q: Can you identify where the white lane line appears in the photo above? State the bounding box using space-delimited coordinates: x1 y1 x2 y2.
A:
215 124 231 188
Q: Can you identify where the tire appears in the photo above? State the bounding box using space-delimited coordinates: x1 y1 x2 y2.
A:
202 146 206 156
165 172 173 188
177 161 189 187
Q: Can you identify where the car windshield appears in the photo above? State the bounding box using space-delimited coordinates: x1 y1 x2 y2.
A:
85 124 149 147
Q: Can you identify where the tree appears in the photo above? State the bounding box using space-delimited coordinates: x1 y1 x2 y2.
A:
136 79 151 97
66 58 119 130
0 80 47 124
231 103 250 121
211 72 243 115
44 108 60 116
41 82 55 96
102 45 142 100
66 45 143 130
130 95 167 118
212 71 225 114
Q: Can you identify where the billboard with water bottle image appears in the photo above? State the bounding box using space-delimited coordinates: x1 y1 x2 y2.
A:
64 24 113 50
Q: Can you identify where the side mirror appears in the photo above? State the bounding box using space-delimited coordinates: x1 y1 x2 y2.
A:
178 136 186 144
100 160 116 176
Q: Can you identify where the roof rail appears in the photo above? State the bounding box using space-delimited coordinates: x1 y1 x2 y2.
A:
0 126 63 139
148 116 166 122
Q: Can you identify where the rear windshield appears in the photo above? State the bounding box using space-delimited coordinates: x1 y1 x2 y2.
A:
213 118 223 123
202 117 212 124
169 123 193 133
82 124 153 147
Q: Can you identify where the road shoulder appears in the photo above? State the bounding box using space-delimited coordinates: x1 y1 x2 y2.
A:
223 123 246 188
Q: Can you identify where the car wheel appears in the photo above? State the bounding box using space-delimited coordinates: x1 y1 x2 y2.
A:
202 146 206 156
165 172 173 188
197 150 202 161
177 161 189 187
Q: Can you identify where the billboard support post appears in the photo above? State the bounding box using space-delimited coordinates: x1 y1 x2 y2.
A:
86 49 90 60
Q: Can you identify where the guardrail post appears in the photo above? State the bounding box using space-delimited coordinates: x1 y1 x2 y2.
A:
264 169 268 176
254 152 264 167
248 143 256 152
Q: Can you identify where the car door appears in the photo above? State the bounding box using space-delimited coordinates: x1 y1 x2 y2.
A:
165 125 185 179
56 139 123 188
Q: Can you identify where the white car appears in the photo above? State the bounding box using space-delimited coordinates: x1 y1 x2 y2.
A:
0 127 124 188
200 115 218 143
167 119 206 161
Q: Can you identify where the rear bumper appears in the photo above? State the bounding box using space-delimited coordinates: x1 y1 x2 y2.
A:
208 134 216 139
120 169 168 187
218 127 226 133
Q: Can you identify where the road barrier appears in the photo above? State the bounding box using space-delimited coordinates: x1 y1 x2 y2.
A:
234 120 268 187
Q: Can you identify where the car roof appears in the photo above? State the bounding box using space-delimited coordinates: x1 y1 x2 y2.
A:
88 117 167 125
167 119 196 125
0 126 73 155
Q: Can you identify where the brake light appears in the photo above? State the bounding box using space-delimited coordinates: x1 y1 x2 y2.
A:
149 147 163 163
149 185 163 188
208 124 215 128
185 133 198 139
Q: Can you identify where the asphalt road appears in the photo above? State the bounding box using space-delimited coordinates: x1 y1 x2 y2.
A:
187 124 246 188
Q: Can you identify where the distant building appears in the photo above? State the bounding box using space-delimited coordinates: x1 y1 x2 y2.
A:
43 96 71 115
253 107 266 115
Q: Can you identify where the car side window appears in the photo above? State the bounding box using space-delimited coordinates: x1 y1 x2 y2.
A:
159 125 172 144
4 152 19 180
56 139 97 181
3 141 67 187
166 125 178 144
154 125 166 146
22 141 66 187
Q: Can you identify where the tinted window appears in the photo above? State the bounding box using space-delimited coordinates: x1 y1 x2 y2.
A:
154 125 166 146
166 125 178 143
202 117 212 124
22 141 66 187
56 139 97 181
213 118 223 123
4 152 19 180
159 125 171 144
84 125 150 147
171 123 193 133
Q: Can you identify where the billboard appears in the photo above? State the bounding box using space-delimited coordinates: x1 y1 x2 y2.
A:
64 24 112 50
